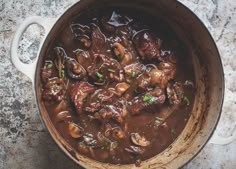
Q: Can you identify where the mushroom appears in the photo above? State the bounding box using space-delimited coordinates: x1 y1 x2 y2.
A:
112 127 125 139
113 42 125 59
149 68 163 86
53 111 72 123
115 82 130 96
68 122 84 138
124 146 145 155
130 133 150 147
66 59 86 80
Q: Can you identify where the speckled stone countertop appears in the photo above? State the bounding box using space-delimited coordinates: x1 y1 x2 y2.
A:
0 0 235 169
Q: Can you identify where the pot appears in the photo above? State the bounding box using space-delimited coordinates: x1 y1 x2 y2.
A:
11 0 235 168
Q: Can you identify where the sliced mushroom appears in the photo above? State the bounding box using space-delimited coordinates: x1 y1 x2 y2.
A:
184 80 195 88
115 82 130 96
112 127 125 139
83 133 98 147
68 122 84 138
97 132 118 152
113 42 125 59
66 59 86 80
131 133 150 147
53 111 72 123
124 146 145 155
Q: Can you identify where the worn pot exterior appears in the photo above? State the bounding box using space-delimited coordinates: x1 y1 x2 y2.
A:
31 0 224 168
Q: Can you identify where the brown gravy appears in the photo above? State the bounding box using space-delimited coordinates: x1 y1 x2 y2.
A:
40 9 195 165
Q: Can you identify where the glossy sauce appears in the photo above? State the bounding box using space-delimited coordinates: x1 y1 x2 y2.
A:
41 9 195 165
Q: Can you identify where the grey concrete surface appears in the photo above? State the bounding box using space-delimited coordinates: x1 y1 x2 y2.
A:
0 0 235 169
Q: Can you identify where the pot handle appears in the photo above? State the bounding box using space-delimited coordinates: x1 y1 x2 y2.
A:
209 128 236 145
11 16 57 82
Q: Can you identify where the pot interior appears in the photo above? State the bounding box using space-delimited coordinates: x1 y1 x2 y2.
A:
35 0 224 168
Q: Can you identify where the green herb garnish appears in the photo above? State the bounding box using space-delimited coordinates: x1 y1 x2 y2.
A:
108 68 116 73
183 96 190 106
170 128 176 135
96 72 104 80
155 117 163 123
52 84 59 90
98 64 104 71
130 71 136 78
61 69 65 78
143 95 155 104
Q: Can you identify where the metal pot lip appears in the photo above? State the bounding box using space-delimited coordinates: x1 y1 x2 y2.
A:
34 0 225 168
173 1 225 168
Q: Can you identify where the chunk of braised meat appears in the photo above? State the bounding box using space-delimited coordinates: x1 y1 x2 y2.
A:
41 60 54 83
101 15 116 33
91 23 106 53
133 31 162 61
76 51 92 70
93 98 128 124
87 54 125 84
84 89 115 113
166 81 184 105
70 81 96 114
66 59 86 80
42 78 65 102
128 87 166 115
124 63 145 78
136 73 152 91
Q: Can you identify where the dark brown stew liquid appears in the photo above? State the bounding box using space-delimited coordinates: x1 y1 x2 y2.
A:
41 9 195 165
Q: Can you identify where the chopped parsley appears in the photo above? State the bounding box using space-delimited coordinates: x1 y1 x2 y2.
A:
96 72 104 80
143 95 155 104
183 96 190 106
170 128 177 141
155 117 163 123
52 84 59 90
108 68 116 73
61 69 65 78
130 71 136 78
170 128 176 135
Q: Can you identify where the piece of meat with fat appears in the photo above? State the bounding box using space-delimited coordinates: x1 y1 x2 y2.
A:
90 23 106 53
70 81 96 114
42 78 66 102
128 86 166 115
94 98 127 124
133 31 162 61
84 89 115 113
87 54 125 83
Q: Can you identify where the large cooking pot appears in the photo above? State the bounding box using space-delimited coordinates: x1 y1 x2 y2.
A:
11 0 235 168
